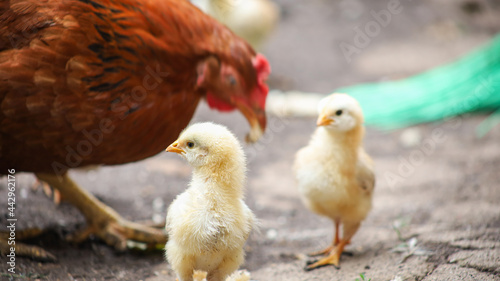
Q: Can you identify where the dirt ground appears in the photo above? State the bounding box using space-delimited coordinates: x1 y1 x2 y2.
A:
1 0 500 280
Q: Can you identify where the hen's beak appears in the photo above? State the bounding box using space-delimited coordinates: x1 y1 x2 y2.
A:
317 114 333 126
235 100 266 143
166 141 184 154
234 53 270 143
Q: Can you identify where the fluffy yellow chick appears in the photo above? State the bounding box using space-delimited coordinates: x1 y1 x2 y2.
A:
191 0 279 49
293 93 375 270
165 122 255 281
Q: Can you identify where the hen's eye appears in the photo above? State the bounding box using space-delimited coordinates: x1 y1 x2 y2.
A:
187 141 195 148
335 110 343 116
227 75 237 86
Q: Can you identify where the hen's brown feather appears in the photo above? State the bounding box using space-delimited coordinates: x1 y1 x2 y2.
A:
1 0 265 173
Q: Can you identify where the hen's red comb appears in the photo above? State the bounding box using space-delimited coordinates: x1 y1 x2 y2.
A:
252 53 271 83
251 53 271 110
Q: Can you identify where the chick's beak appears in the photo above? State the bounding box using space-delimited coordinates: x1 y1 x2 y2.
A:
317 114 333 126
166 141 184 154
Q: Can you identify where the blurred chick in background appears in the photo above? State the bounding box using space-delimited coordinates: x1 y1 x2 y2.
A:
294 93 375 270
165 122 255 281
191 0 280 49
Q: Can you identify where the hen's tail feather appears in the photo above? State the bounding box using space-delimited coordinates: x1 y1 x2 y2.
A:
338 34 500 131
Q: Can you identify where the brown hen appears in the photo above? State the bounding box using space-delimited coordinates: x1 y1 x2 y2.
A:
0 0 270 257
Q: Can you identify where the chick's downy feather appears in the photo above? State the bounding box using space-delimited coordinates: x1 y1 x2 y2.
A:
165 122 255 281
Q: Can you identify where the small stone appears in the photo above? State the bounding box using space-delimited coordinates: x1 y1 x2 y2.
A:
266 229 278 240
400 128 422 148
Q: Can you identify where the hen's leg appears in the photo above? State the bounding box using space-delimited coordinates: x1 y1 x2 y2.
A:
308 219 340 256
36 173 167 250
305 221 360 271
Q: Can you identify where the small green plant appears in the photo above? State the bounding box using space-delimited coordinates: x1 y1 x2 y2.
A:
392 216 411 242
391 217 432 263
355 272 371 281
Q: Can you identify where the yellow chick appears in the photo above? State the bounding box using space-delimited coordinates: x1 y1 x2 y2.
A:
165 122 255 281
293 93 375 270
191 0 280 49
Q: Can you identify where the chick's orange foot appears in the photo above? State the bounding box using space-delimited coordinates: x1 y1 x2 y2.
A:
307 235 351 257
305 240 349 271
36 173 167 251
304 253 341 271
307 245 335 257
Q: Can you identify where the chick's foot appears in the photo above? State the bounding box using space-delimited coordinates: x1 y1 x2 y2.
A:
304 240 348 271
36 173 167 251
307 245 335 257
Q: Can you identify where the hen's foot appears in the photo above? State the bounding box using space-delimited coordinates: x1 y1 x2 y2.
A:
36 173 167 251
136 219 166 229
0 228 57 262
67 216 166 250
32 178 62 205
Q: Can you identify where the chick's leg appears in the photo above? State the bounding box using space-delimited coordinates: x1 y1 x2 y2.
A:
207 250 243 281
36 173 167 250
173 260 194 281
308 219 340 256
176 271 194 281
305 221 360 271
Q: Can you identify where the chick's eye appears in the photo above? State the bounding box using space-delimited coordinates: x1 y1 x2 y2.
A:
335 110 343 116
187 141 195 148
